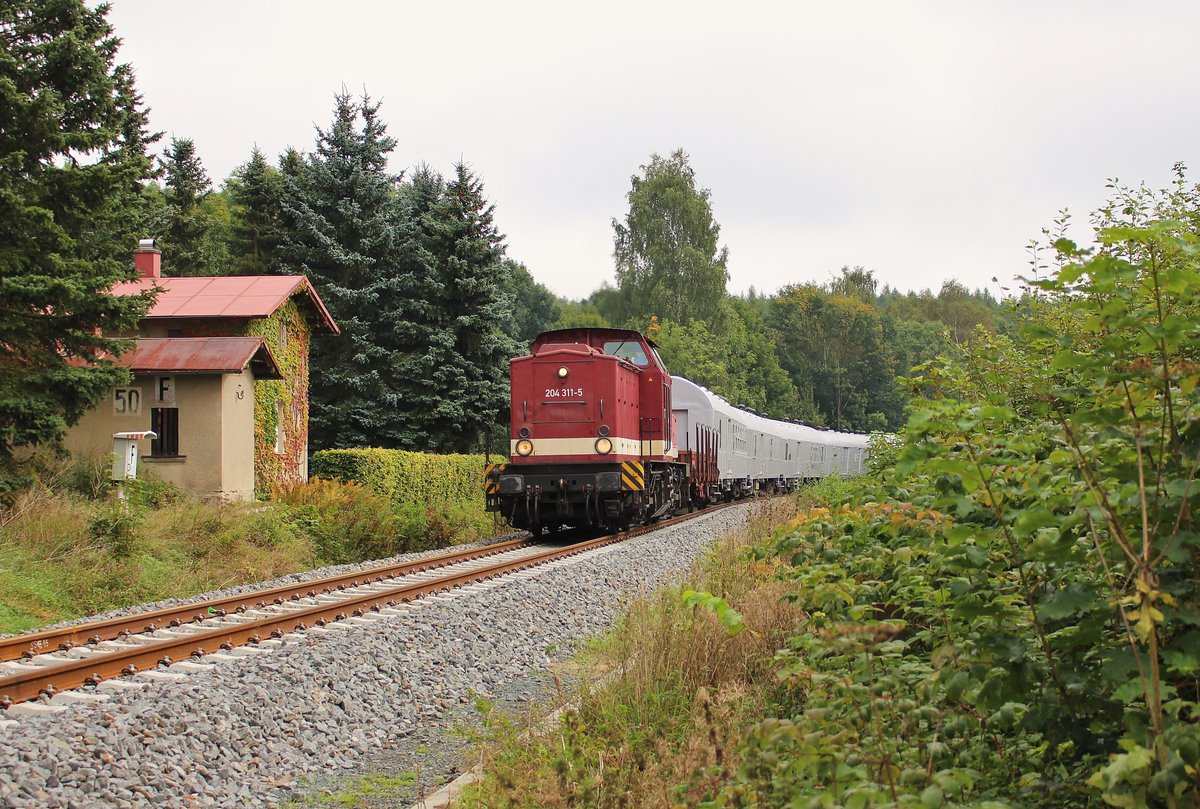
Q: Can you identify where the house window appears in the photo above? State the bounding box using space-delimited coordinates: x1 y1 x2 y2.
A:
275 401 285 454
151 408 180 456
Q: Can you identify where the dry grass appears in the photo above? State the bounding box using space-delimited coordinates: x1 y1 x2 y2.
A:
0 472 496 634
459 497 806 809
0 485 317 633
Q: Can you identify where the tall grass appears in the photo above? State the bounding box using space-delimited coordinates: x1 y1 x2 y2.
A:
459 497 806 808
0 468 497 635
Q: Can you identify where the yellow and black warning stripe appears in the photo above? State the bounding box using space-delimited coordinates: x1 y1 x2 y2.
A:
484 462 506 495
620 461 644 491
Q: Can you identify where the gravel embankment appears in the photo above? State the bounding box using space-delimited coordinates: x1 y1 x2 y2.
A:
0 506 751 808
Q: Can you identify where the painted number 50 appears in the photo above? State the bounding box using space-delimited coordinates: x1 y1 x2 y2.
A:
114 387 142 416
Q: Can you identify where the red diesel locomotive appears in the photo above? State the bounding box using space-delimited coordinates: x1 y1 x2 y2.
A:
486 328 716 533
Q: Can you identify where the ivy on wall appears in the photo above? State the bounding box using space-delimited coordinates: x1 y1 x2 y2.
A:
242 300 309 495
160 297 312 497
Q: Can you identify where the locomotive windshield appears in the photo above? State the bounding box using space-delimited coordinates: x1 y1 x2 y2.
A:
603 340 650 366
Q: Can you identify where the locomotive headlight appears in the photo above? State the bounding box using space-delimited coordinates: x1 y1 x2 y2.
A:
515 439 534 457
595 437 613 455
557 366 569 379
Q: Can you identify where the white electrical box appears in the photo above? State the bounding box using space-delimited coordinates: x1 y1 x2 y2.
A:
112 431 157 481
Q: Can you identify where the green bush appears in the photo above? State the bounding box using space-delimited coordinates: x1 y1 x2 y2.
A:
309 448 486 506
87 501 142 559
274 478 414 563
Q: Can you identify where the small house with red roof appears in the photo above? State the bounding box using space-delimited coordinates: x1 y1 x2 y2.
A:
63 241 339 500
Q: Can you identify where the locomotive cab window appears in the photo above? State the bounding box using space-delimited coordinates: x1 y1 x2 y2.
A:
602 340 649 366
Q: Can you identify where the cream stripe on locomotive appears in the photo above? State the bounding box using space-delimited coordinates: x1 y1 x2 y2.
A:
640 440 679 459
510 437 680 459
510 436 642 457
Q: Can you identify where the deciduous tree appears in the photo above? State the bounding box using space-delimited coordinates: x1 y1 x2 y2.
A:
770 285 902 431
500 260 560 347
612 149 729 330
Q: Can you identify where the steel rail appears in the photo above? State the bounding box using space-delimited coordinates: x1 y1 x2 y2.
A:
0 502 736 707
0 537 534 663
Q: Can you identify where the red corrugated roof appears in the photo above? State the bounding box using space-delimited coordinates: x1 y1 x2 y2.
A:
112 275 339 334
124 337 282 379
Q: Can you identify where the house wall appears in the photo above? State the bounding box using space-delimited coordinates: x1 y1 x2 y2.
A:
219 372 256 500
134 303 313 495
64 372 258 501
65 376 157 469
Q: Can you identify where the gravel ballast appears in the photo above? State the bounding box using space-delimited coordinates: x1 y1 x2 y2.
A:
0 505 752 807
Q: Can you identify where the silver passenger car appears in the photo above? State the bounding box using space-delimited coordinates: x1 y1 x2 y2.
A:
671 376 870 496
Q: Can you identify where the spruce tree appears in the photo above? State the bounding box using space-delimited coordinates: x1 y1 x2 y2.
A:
279 91 414 449
397 163 518 453
157 137 227 275
0 0 157 494
227 146 284 275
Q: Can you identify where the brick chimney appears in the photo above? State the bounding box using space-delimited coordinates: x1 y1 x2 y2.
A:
133 238 161 279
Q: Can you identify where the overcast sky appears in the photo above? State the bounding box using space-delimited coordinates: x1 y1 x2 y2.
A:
106 1 1200 301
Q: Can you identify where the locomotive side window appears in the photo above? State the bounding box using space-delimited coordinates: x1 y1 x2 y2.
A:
650 347 668 371
663 384 671 449
602 340 649 366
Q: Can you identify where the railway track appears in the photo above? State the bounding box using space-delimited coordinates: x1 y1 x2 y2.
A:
0 504 732 709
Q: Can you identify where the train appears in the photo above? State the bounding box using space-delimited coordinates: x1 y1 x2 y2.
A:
485 327 871 533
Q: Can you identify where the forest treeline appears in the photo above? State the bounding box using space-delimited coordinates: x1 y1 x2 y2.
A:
2 0 1001 494
148 136 1006 437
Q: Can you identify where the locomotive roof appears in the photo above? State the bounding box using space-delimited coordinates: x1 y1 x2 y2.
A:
532 327 659 349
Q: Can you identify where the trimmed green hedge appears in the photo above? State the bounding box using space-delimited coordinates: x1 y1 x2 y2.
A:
309 448 486 506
